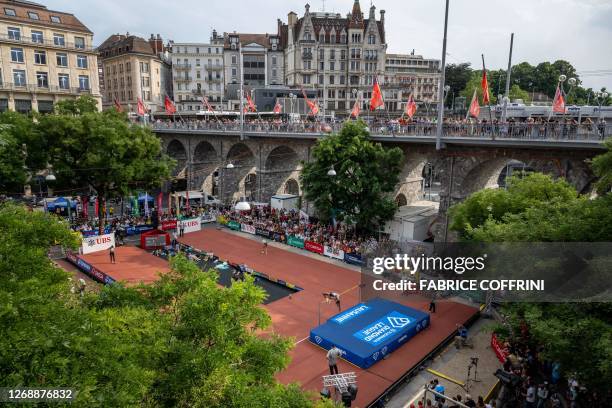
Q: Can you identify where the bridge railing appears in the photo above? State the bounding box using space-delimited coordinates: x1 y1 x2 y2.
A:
151 121 611 142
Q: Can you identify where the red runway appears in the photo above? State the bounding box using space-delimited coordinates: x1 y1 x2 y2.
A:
180 229 479 407
80 247 171 286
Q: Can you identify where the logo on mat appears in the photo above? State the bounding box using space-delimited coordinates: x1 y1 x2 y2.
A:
372 352 379 361
416 323 421 332
381 346 388 355
314 336 322 344
388 316 411 328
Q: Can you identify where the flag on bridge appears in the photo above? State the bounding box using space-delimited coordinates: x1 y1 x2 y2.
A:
157 192 163 214
137 97 146 116
370 77 384 111
273 99 282 114
481 70 490 105
468 89 481 118
114 98 123 112
405 94 417 119
246 92 257 112
552 85 566 114
164 95 176 114
202 96 213 112
306 99 319 116
351 98 360 118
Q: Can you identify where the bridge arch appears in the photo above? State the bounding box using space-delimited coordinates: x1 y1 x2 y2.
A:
262 145 303 201
192 141 219 194
395 193 408 207
284 178 300 195
166 139 187 177
224 143 257 203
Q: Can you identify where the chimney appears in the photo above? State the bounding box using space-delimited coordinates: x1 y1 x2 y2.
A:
288 11 297 27
380 9 385 26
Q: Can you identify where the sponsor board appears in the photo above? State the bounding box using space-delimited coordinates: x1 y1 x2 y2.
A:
331 304 371 325
353 311 413 346
287 235 305 248
240 223 256 235
324 245 345 260
181 217 201 234
202 214 216 223
161 220 178 230
305 240 324 254
82 233 115 254
227 220 241 230
255 228 271 238
344 253 364 266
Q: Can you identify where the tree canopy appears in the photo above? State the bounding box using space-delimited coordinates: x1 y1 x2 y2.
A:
300 120 404 233
0 203 329 407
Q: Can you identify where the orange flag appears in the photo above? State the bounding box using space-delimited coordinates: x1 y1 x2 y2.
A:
468 89 481 118
405 94 417 118
552 85 565 114
137 97 146 116
350 98 360 118
201 96 213 112
306 99 319 116
481 70 490 105
164 95 176 114
114 98 123 112
370 77 384 111
246 92 257 112
273 99 282 114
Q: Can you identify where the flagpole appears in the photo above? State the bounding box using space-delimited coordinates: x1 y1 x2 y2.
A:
501 33 514 123
482 54 493 124
435 0 450 150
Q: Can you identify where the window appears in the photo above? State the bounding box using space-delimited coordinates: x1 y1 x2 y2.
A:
319 61 324 70
119 63 123 73
31 30 43 43
231 55 237 64
329 75 335 85
318 74 324 85
196 59 200 66
50 15 61 23
319 48 324 60
36 72 48 87
53 33 65 46
272 56 277 65
330 33 336 43
11 48 24 63
272 68 277 78
13 69 26 86
28 11 39 20
58 73 70 89
303 74 311 84
196 71 201 79
340 61 346 71
76 55 88 68
231 67 237 77
126 62 131 71
34 50 46 64
140 62 149 73
74 37 85 49
4 8 16 16
8 27 20 40
339 75 345 85
368 34 376 44
304 32 312 41
78 75 90 90
340 49 346 60
303 60 311 70
196 47 199 53
330 61 335 71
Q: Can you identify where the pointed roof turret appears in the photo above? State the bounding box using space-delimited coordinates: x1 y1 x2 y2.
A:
349 0 364 28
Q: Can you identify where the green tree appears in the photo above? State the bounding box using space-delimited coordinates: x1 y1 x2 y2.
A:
55 94 99 115
591 138 612 194
0 127 27 193
300 121 403 233
444 63 473 107
0 203 329 407
40 102 174 232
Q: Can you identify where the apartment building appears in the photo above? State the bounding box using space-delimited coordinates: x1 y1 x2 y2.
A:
171 30 224 112
0 0 100 113
97 33 172 113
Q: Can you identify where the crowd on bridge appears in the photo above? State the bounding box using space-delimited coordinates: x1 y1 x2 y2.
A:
152 115 610 141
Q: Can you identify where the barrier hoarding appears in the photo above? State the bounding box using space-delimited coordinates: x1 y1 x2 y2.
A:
256 228 271 238
287 235 305 248
324 245 345 260
82 233 115 254
344 253 365 266
305 240 324 254
228 220 241 230
240 223 256 235
161 220 178 230
181 217 201 234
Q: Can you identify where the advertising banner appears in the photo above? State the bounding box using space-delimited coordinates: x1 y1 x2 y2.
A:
491 333 509 363
305 240 324 254
161 220 178 231
344 253 365 266
287 235 305 249
228 220 241 230
82 233 115 254
181 217 201 234
202 213 216 223
324 245 345 260
241 224 256 235
256 228 271 238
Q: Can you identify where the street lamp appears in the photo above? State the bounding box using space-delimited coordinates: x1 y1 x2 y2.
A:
226 162 234 169
45 173 56 182
327 166 337 177
594 91 609 120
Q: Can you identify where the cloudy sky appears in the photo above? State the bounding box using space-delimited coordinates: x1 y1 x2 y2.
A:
45 0 612 90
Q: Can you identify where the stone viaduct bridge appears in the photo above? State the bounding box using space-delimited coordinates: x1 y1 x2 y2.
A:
152 123 607 239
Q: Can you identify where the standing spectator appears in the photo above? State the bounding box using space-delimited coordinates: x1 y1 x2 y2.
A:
109 245 116 264
429 294 437 313
179 221 185 237
536 382 549 408
449 395 462 408
524 380 536 408
464 394 476 407
326 345 342 375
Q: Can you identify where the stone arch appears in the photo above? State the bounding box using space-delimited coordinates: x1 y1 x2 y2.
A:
394 150 440 205
223 143 256 203
263 145 302 200
166 139 187 177
284 178 300 195
192 141 219 194
245 173 257 201
395 193 408 207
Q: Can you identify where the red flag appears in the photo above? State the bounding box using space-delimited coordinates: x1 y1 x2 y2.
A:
94 198 99 217
246 92 257 112
167 192 172 216
137 97 146 116
114 98 123 112
164 95 176 114
306 99 319 116
350 99 360 118
370 77 384 111
468 89 481 118
82 196 88 218
273 99 282 114
552 85 565 114
405 94 417 118
481 70 490 105
156 192 163 213
185 190 190 210
201 96 213 112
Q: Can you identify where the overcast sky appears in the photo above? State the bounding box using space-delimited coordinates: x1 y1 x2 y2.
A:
45 0 612 90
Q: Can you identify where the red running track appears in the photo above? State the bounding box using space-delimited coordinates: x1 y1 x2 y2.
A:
179 229 479 407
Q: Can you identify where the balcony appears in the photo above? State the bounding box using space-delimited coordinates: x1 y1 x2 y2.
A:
205 63 223 70
191 88 205 95
207 77 222 83
0 33 95 53
174 63 191 70
302 52 312 60
0 82 93 95
174 76 192 82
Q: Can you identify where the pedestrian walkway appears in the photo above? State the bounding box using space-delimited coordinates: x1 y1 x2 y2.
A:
384 317 500 407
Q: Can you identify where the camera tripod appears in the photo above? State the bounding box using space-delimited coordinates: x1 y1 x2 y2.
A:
463 357 481 393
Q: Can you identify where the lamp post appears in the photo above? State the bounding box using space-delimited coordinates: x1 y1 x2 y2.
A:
435 0 450 150
594 91 609 121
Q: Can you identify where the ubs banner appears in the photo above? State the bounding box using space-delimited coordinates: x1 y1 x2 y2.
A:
82 233 115 254
181 217 201 234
